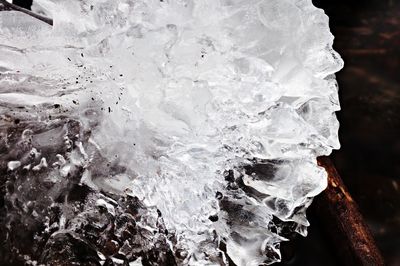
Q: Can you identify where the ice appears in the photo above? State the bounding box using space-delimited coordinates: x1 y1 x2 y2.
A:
7 160 21 171
0 0 343 265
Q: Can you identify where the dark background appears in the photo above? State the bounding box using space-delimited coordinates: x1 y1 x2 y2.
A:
278 0 400 265
319 0 399 264
4 0 400 265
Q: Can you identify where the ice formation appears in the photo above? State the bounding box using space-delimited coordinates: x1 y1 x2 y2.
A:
0 0 343 265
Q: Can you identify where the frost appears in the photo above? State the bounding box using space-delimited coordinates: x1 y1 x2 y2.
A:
0 0 343 265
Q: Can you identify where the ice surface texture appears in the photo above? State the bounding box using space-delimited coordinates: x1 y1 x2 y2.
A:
0 0 343 265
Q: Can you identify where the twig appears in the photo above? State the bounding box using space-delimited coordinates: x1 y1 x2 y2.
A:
0 0 53 26
315 156 385 265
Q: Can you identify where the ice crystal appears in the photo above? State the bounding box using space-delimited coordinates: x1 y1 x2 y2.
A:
0 0 343 265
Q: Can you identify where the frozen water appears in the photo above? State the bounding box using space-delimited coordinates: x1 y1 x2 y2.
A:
0 0 343 265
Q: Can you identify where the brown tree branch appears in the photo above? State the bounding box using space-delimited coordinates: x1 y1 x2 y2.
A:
315 156 385 265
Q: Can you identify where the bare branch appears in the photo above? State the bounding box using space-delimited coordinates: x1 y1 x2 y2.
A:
0 0 53 26
315 157 385 266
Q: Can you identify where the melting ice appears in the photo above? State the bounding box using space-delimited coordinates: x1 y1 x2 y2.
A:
0 0 343 265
